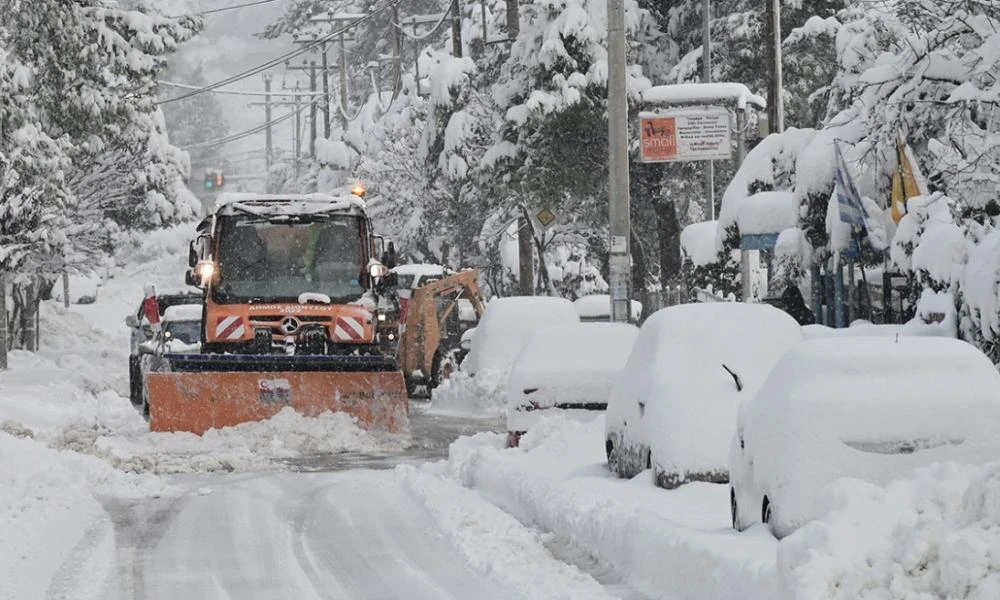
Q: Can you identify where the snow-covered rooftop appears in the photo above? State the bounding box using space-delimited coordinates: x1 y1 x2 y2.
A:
642 83 767 111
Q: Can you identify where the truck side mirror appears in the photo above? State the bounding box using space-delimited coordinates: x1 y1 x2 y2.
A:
185 269 198 287
386 242 397 269
188 240 198 267
125 315 139 328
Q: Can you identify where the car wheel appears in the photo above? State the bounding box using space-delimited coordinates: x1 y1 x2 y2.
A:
762 496 772 525
128 356 143 406
730 487 741 531
606 439 621 476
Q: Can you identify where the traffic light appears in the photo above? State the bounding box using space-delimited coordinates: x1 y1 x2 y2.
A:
203 169 225 191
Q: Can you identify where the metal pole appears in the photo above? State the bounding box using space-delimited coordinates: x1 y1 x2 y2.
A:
769 0 785 133
263 74 273 171
702 0 714 221
607 0 631 323
309 61 318 156
339 32 349 129
294 95 301 179
321 41 332 139
451 0 463 57
413 23 422 96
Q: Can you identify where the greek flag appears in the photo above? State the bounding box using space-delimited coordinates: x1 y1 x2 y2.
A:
834 142 868 227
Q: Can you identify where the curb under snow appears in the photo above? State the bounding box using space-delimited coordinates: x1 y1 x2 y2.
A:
446 433 779 600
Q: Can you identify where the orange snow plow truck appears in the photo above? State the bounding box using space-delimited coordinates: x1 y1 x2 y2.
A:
145 192 408 435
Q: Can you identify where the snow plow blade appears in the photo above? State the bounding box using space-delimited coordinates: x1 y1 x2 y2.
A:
147 354 409 435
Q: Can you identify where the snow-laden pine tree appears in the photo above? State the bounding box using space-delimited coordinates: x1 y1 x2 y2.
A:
0 0 200 349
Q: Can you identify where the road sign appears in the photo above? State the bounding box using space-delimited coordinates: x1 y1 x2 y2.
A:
639 109 732 163
536 208 556 227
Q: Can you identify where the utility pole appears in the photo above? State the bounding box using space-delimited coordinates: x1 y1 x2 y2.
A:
766 0 784 133
293 93 302 179
702 0 715 221
339 31 349 129
320 41 332 139
391 5 403 96
451 0 463 57
607 0 631 322
263 73 273 171
309 61 318 156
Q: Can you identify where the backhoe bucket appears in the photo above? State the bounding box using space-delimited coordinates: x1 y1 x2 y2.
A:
147 354 409 435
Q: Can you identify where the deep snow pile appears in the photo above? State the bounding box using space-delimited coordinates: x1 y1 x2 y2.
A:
0 428 168 599
444 414 780 599
779 461 1000 599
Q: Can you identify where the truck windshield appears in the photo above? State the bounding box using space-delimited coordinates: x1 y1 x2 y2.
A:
213 215 365 303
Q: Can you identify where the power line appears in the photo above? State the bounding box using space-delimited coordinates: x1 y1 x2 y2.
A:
158 80 325 97
181 108 299 150
157 0 403 106
168 0 280 19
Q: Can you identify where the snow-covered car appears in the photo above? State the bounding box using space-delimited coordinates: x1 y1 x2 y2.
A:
461 296 580 376
731 336 1000 538
126 291 202 407
573 294 643 322
506 322 638 447
391 263 449 293
605 302 802 488
131 303 203 417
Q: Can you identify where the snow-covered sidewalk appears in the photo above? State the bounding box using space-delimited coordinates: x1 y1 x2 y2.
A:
440 416 780 599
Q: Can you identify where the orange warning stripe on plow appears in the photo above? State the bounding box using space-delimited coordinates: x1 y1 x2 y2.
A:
147 370 409 435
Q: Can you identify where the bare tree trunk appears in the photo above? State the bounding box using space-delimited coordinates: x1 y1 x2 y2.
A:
518 215 533 295
21 278 38 352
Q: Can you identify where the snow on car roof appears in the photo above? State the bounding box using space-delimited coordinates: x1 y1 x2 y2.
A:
463 296 579 375
573 295 643 319
512 323 638 379
391 263 447 276
508 323 638 409
162 304 203 323
748 336 1000 442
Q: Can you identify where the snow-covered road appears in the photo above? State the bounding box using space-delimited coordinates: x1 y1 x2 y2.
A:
86 471 516 600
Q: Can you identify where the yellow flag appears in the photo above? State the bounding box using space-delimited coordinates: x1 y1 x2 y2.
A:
890 134 928 224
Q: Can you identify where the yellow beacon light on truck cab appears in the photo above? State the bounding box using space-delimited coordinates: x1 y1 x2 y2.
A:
351 184 366 198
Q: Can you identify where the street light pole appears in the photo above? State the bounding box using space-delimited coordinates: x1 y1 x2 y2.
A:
702 0 715 221
607 0 631 322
